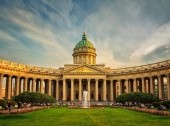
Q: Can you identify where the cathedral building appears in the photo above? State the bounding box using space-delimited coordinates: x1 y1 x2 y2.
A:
0 33 170 102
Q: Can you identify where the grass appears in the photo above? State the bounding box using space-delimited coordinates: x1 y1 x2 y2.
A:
0 107 170 126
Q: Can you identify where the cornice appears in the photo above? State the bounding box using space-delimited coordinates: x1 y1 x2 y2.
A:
0 58 170 77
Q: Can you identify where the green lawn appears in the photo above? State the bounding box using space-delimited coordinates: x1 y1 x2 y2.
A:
0 107 170 126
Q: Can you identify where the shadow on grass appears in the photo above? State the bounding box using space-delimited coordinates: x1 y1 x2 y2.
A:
0 115 27 120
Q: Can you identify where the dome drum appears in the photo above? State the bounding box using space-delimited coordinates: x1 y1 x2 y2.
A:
73 33 96 64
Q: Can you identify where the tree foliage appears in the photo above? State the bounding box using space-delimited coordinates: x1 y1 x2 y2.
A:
0 99 16 108
160 100 170 109
116 92 160 104
13 92 56 105
0 99 7 108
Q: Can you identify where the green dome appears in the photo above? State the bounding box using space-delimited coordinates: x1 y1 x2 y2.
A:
75 33 94 49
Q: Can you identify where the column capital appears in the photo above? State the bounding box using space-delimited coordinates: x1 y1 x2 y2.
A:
16 76 20 78
0 73 4 76
23 76 28 79
87 79 91 82
157 75 161 78
149 76 153 79
117 79 121 82
8 75 12 77
16 76 20 79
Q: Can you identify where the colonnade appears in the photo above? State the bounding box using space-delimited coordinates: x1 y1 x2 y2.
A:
0 73 170 101
0 74 59 100
74 55 96 64
62 78 106 101
114 74 170 100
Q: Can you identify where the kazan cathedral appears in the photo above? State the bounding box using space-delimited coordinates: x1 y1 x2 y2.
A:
0 33 170 103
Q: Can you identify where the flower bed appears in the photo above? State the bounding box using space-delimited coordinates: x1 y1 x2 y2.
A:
125 107 170 116
0 106 49 115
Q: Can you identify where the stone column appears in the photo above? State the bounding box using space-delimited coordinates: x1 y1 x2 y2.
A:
19 78 22 94
79 79 82 101
128 80 131 92
7 75 12 99
95 79 98 101
71 79 74 101
146 79 149 93
87 79 91 101
63 79 66 101
56 80 59 101
27 79 29 92
16 76 20 95
110 80 113 101
48 79 51 95
150 76 154 94
0 74 3 99
40 79 44 93
24 77 28 92
142 77 145 93
158 75 163 99
32 78 36 92
167 74 170 100
133 78 137 92
125 79 129 93
103 79 106 101
136 79 139 92
118 80 122 95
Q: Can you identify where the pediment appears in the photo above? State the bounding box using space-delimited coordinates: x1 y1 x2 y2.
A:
63 65 105 74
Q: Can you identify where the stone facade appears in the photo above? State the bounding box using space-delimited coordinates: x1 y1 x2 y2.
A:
0 33 170 102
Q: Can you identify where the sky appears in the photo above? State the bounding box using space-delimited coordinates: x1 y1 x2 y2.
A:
0 0 170 69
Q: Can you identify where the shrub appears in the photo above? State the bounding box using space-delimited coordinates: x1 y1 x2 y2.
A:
13 92 56 105
0 99 7 108
0 99 16 108
11 100 17 106
152 102 160 108
116 92 160 105
160 100 170 109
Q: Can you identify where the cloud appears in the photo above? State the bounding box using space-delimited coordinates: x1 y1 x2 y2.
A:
0 1 73 67
130 23 170 64
0 0 170 68
83 0 170 67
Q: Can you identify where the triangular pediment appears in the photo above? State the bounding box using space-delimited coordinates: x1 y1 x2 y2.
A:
63 65 105 74
70 66 99 73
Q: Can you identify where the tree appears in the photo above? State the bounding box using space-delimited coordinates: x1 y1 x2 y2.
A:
160 100 170 109
13 92 56 105
116 92 160 105
0 99 7 108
